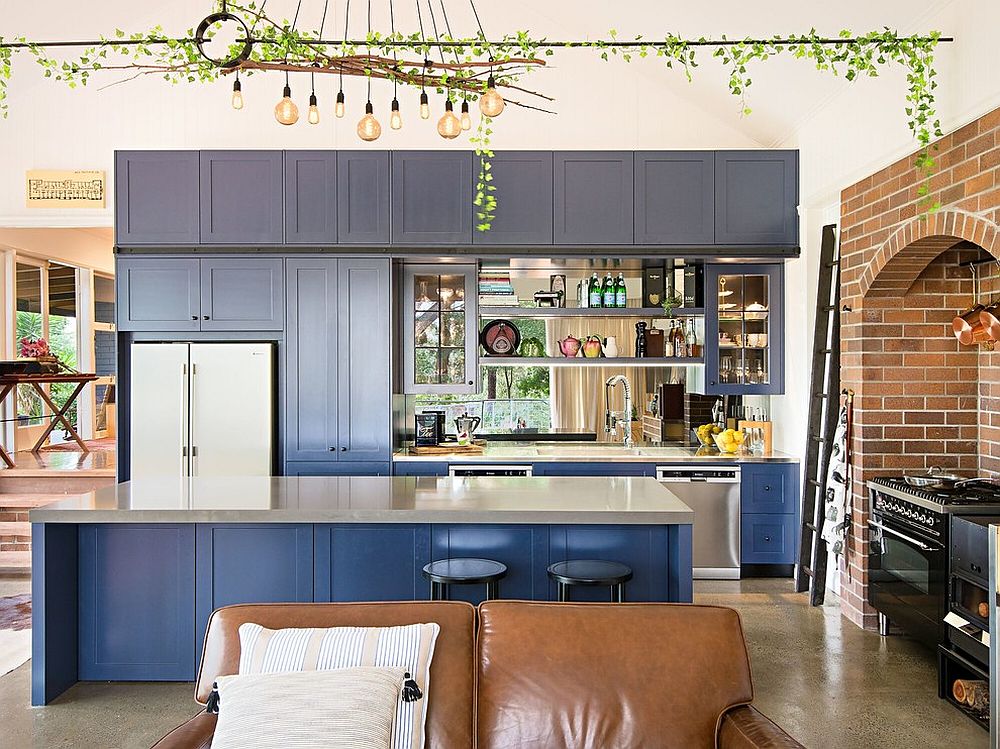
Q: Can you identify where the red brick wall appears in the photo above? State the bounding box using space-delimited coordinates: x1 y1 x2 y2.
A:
839 106 1000 629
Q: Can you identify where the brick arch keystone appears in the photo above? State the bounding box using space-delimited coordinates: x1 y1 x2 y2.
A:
859 210 1000 299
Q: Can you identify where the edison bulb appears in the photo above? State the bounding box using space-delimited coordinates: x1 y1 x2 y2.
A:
390 98 402 130
479 75 504 117
335 91 345 118
274 85 299 125
357 103 382 141
437 100 461 139
419 91 430 120
459 100 471 130
307 93 320 125
231 78 244 110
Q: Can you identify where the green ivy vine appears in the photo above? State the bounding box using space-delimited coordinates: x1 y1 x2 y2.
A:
0 14 945 224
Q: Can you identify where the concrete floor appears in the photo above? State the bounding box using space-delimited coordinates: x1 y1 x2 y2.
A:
0 575 988 748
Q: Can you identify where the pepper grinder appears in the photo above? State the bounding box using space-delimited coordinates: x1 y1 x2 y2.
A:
635 321 648 358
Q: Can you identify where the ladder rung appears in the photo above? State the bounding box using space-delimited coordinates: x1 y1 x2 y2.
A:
816 348 833 355
808 478 823 487
812 392 829 399
804 522 818 533
810 435 826 443
825 260 839 268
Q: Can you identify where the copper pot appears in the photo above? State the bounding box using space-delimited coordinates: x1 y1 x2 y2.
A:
980 302 1000 341
953 304 987 345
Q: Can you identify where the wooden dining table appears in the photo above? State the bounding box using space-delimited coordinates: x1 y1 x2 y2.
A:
0 372 98 468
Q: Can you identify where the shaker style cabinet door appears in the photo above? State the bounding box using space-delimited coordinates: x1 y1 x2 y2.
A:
553 151 634 245
715 151 798 246
200 258 284 331
116 257 201 331
285 258 340 462
338 151 390 244
115 151 200 246
473 151 553 245
391 151 473 245
634 151 715 245
284 151 338 245
200 150 284 244
337 259 391 462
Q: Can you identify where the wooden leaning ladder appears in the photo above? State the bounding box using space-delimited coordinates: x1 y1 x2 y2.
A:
794 224 841 606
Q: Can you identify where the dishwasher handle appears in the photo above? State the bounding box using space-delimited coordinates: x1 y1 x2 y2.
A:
656 467 740 483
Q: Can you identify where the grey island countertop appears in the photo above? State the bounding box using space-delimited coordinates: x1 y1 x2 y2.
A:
393 442 798 463
30 475 694 525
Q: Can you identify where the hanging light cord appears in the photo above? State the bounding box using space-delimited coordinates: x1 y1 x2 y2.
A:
414 0 428 92
340 0 352 91
425 0 449 95
467 0 492 68
365 0 372 104
388 0 398 98
437 0 466 93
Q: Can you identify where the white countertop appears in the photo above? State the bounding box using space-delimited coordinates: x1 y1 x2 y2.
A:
394 442 798 463
30 476 694 525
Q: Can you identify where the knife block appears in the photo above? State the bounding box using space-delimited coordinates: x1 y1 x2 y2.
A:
737 420 773 454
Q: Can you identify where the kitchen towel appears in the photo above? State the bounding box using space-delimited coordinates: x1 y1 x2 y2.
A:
821 402 852 555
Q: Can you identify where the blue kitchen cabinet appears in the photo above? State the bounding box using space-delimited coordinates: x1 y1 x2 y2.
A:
391 151 473 244
740 463 799 567
116 257 201 332
392 462 449 477
200 150 284 244
473 151 553 245
532 462 656 477
431 525 551 604
115 151 201 246
704 263 785 395
195 524 313 653
315 524 432 602
553 151 634 245
285 151 338 245
715 150 799 246
200 258 284 331
79 524 196 681
285 258 391 469
285 461 392 476
634 151 715 245
338 151 391 244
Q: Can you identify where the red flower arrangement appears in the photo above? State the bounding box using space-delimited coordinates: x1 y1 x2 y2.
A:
18 337 52 358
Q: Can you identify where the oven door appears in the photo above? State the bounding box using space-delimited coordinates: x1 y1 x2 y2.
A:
868 513 946 648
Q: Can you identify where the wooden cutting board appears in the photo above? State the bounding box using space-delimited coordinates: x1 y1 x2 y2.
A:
410 441 486 455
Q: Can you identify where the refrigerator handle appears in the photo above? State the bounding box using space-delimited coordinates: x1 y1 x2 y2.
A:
190 361 197 477
181 362 189 477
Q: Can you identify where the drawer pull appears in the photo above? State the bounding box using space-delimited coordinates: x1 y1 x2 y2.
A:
763 485 771 492
764 536 772 542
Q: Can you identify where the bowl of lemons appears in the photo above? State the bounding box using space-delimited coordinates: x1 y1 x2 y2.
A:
696 423 722 446
712 428 745 454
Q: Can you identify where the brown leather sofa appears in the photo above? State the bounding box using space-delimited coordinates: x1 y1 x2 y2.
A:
152 600 803 749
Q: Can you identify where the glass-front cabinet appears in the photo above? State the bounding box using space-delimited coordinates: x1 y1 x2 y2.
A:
402 264 479 394
704 264 784 395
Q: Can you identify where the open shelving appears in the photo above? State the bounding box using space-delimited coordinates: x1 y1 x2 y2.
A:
479 356 705 367
479 306 704 318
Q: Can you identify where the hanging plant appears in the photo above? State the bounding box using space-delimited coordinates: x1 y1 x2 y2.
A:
0 9 948 225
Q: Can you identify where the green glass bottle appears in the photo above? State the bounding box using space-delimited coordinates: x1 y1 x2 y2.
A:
615 273 627 308
602 273 616 307
588 273 603 308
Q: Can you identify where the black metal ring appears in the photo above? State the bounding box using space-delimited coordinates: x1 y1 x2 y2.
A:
195 12 253 68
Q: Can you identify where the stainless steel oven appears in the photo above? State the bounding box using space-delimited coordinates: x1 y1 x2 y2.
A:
869 509 947 649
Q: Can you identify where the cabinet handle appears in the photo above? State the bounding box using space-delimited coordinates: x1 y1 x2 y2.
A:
764 536 772 542
468 380 474 386
329 447 337 451
341 447 347 452
710 380 716 386
191 315 198 320
203 315 210 320
763 485 771 492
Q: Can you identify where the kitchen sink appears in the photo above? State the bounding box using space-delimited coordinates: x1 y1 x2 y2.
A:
533 445 641 458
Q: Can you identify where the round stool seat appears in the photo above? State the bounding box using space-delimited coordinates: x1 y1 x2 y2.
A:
548 559 633 586
423 557 507 584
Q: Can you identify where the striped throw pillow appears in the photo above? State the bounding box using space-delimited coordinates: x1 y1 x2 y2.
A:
237 622 440 749
212 667 404 749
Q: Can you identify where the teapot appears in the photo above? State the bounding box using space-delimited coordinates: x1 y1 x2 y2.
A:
454 415 482 446
558 335 582 358
582 335 604 358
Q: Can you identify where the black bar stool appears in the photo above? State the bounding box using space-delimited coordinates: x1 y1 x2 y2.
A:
547 559 633 602
423 558 508 601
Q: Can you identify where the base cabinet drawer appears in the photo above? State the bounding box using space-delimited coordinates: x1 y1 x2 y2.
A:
741 464 799 514
393 462 449 476
741 514 797 565
285 461 391 476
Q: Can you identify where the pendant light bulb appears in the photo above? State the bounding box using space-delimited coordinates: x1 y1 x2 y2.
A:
357 102 382 141
419 91 430 120
307 93 320 125
231 76 244 110
274 84 299 125
479 74 505 117
437 99 462 140
335 90 345 118
390 98 403 130
460 99 471 131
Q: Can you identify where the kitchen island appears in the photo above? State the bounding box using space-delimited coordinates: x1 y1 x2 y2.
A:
30 475 692 705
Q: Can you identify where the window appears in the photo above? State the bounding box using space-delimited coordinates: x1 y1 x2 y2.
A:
92 273 116 436
15 262 44 426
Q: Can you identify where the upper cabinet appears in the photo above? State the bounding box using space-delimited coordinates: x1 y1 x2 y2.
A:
117 258 201 331
115 151 200 246
635 151 715 245
200 258 284 331
284 151 337 245
715 151 798 246
338 151 390 244
200 151 284 245
473 151 553 246
391 151 473 245
553 152 634 245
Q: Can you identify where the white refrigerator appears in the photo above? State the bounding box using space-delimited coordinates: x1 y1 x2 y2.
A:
129 343 274 478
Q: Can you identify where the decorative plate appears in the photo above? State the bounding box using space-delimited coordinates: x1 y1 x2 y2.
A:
480 320 521 356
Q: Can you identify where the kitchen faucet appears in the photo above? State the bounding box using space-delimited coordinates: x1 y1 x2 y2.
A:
604 374 634 447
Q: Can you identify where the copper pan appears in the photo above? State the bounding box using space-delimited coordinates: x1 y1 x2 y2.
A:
953 304 987 345
980 302 1000 341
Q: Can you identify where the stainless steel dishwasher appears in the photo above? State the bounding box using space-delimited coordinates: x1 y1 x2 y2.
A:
448 464 533 477
656 466 741 580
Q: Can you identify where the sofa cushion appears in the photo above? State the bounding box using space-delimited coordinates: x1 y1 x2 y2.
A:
196 602 476 749
236 622 439 749
476 602 754 749
212 667 403 749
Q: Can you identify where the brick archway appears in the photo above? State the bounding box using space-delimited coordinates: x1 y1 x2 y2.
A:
859 210 1000 299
